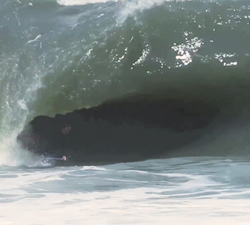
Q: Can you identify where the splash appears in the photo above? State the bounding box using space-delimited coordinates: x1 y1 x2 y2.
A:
0 48 45 167
0 133 34 166
116 0 188 24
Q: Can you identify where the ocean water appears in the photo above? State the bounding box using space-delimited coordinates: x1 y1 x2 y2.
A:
1 157 250 224
1 0 250 223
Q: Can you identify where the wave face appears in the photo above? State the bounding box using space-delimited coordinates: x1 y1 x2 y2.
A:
1 0 250 165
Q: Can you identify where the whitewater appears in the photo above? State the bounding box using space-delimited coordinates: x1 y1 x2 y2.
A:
1 158 250 224
1 0 250 224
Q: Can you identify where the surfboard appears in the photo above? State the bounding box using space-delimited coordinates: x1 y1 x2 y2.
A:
41 156 67 163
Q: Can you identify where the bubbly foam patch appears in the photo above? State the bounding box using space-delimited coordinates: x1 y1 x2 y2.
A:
57 0 118 5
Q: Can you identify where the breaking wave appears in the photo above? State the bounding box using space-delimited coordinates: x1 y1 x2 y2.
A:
1 0 250 165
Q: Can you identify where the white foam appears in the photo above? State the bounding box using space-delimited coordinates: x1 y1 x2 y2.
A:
117 0 189 24
57 0 191 7
81 165 107 171
126 170 149 174
0 170 69 195
57 0 190 25
0 134 27 167
57 0 118 6
1 187 250 225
